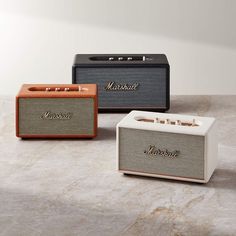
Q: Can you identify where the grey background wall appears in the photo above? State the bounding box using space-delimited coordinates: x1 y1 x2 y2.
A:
0 0 235 95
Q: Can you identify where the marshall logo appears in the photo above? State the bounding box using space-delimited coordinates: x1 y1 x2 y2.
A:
144 145 180 158
40 111 73 120
104 81 140 91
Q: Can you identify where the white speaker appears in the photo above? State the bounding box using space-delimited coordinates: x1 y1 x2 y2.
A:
117 111 218 183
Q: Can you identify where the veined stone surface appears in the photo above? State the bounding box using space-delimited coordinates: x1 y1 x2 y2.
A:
0 96 236 236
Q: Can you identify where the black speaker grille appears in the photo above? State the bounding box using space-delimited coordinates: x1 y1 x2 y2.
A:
74 67 168 109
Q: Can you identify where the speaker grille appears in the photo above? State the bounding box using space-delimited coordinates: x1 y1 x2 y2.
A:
19 98 94 135
75 67 167 108
119 128 204 179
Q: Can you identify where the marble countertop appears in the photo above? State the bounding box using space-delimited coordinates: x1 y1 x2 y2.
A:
0 96 236 236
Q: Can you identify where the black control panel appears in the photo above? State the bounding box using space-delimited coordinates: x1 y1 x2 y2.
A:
89 56 152 61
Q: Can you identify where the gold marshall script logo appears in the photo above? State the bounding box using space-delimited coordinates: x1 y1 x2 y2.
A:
104 81 140 91
144 145 180 158
40 111 73 120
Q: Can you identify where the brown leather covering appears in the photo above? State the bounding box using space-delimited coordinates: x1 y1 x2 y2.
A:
16 84 98 138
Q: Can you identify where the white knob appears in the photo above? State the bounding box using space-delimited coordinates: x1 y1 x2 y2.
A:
165 119 170 124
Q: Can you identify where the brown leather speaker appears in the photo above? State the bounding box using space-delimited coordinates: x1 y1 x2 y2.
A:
16 84 98 138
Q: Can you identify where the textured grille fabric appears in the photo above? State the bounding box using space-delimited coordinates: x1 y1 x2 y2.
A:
119 128 204 179
19 98 94 135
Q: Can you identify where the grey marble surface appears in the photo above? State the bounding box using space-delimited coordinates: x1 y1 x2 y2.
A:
0 96 236 236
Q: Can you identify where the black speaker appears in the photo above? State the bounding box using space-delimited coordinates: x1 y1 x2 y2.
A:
72 54 170 112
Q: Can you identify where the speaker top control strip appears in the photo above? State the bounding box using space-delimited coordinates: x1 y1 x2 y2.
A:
135 117 200 127
90 56 150 61
29 86 88 92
